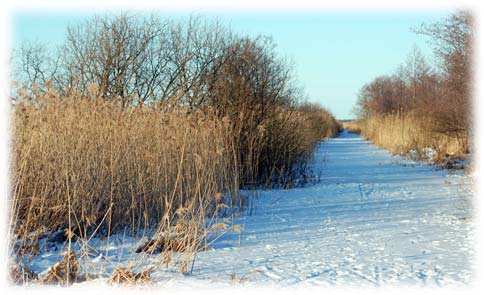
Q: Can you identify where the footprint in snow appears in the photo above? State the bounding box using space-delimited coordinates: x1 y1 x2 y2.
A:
417 270 428 284
261 265 282 281
374 266 380 285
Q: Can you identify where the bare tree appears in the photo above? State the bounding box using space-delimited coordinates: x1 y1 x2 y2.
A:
402 46 431 109
61 14 174 105
167 16 231 109
13 41 61 92
201 35 303 184
354 12 472 154
415 11 472 148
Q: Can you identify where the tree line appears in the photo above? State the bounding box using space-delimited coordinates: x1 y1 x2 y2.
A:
354 12 472 153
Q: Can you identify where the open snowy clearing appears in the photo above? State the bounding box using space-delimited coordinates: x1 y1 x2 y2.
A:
21 130 475 288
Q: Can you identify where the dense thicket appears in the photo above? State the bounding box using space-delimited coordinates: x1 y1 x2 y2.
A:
10 15 341 276
13 14 340 188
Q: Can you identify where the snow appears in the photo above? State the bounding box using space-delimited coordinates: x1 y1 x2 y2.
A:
409 147 436 161
17 129 474 287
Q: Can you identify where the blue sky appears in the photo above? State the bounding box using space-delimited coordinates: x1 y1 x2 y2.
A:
12 10 450 119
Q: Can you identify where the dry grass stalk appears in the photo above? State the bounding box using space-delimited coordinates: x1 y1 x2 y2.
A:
9 263 38 284
135 235 204 254
42 250 79 285
107 267 152 284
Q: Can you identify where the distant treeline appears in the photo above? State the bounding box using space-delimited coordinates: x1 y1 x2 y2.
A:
351 12 472 161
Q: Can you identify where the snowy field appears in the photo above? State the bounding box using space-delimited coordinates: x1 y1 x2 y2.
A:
19 130 475 288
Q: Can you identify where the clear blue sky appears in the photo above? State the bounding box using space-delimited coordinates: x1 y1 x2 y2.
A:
11 10 450 119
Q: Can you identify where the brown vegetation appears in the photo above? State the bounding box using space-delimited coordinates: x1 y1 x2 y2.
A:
10 87 339 281
10 88 240 275
41 251 79 285
345 115 465 163
107 267 152 284
352 12 472 165
9 14 341 282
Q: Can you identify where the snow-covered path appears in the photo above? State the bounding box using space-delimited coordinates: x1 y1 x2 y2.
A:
26 130 474 288
169 129 474 287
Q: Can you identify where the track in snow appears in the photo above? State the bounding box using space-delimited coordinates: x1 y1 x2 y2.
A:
28 129 474 287
181 129 474 287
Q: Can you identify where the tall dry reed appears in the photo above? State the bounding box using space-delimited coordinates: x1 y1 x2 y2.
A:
9 85 340 279
346 113 465 162
10 87 240 265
